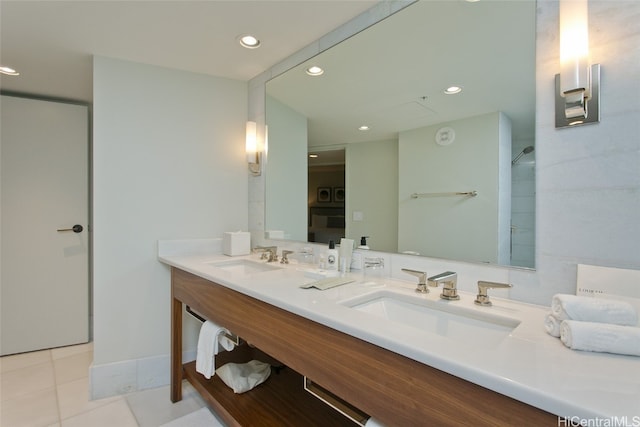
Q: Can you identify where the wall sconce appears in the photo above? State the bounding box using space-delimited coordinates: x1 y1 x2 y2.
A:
555 0 600 128
246 121 261 176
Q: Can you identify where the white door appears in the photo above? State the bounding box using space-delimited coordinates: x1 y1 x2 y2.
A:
1 95 89 356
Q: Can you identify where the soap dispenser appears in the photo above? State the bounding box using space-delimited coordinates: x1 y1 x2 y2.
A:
326 240 338 270
357 236 370 250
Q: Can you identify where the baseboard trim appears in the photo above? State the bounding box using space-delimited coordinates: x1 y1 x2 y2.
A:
90 350 196 399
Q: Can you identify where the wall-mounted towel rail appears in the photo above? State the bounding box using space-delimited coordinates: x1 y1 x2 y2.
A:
410 190 477 199
186 305 240 345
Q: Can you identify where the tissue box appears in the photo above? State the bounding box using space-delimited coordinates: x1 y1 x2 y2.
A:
223 232 251 256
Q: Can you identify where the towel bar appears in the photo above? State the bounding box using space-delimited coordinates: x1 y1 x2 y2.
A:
304 377 369 426
185 305 240 345
411 190 478 198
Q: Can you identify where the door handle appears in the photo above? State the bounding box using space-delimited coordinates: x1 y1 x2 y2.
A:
57 224 83 233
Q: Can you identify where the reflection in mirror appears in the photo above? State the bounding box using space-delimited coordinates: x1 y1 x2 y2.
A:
308 149 346 245
266 0 536 268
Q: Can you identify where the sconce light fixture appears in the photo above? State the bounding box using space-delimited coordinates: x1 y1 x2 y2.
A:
555 0 600 128
246 121 261 176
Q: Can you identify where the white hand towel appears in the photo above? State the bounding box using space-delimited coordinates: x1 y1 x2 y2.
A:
196 320 236 379
560 320 640 357
215 360 271 394
551 294 638 325
544 313 562 337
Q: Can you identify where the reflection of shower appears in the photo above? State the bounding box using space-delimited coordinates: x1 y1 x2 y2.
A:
512 145 535 165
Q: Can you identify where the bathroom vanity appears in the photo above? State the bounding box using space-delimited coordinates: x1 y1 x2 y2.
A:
162 249 640 426
170 267 554 426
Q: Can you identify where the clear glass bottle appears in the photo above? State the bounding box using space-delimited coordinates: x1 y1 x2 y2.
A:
299 247 314 264
363 257 384 282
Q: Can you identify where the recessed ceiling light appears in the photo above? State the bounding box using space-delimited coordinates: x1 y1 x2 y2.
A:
309 154 319 158
358 125 370 131
305 66 324 76
238 35 260 49
444 86 462 95
0 66 20 76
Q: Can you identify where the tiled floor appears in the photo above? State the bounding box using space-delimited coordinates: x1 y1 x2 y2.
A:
0 343 215 427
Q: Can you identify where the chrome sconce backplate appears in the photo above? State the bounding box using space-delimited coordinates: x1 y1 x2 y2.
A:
555 64 600 129
248 152 262 176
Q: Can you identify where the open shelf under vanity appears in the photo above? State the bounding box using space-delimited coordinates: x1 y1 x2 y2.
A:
182 344 363 426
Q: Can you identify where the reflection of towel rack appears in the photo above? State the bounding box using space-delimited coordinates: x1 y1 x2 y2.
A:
186 305 240 345
411 191 478 199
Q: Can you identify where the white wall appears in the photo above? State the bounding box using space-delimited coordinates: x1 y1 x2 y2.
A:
346 139 398 253
510 0 640 303
398 113 508 263
249 0 640 306
92 56 247 396
265 96 308 241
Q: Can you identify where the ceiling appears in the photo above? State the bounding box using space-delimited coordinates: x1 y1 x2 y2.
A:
267 0 536 148
0 0 377 103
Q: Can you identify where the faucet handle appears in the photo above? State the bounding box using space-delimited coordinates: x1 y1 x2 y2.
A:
401 268 428 293
475 281 513 306
281 250 294 264
254 245 278 262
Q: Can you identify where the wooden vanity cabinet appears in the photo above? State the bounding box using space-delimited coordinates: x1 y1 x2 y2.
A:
170 267 557 426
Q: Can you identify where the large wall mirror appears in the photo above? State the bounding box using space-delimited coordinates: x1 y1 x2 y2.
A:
265 0 536 268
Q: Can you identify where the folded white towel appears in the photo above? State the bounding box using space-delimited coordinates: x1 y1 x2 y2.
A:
544 313 562 337
215 360 271 394
560 320 640 356
551 294 638 326
195 320 236 379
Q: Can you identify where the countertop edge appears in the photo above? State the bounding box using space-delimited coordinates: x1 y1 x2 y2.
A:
159 252 639 422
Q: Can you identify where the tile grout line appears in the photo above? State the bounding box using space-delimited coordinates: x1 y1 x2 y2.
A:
50 349 64 426
55 348 94 424
123 394 142 427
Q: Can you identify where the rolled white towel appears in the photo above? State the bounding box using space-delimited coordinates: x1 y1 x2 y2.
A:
544 313 562 337
560 320 640 357
551 294 638 325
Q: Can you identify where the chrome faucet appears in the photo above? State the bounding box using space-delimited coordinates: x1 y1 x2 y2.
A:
474 281 512 306
281 250 294 264
428 271 459 300
254 246 278 262
402 268 428 293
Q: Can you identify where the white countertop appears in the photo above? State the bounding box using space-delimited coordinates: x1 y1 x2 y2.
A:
159 250 640 422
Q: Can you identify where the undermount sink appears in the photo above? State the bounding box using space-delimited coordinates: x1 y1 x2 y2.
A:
341 290 520 345
207 259 281 274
